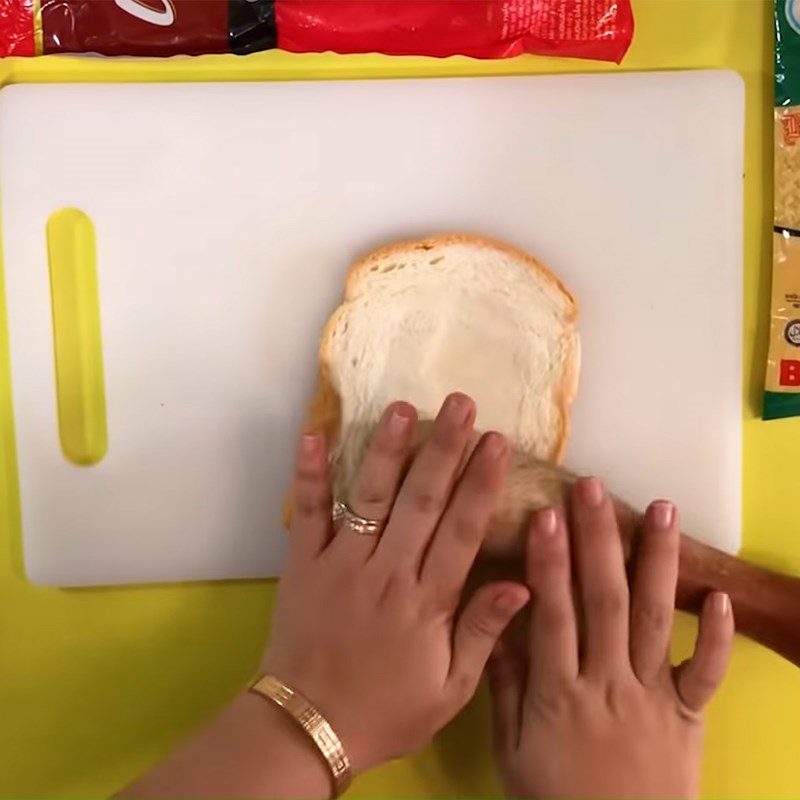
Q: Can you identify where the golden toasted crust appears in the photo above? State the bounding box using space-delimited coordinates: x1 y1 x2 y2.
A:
555 335 582 462
282 363 340 528
285 234 579 528
342 233 578 322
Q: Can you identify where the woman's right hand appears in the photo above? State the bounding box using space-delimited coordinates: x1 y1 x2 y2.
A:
120 394 528 800
263 392 529 776
488 478 734 799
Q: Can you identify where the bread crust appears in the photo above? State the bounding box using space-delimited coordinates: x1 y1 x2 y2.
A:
286 234 579 527
310 233 578 453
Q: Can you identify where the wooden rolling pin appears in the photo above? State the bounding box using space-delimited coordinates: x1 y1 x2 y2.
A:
332 422 800 667
480 454 800 669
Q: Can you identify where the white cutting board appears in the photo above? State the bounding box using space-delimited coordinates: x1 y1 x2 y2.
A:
0 71 743 586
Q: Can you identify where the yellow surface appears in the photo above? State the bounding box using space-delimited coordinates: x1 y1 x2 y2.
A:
0 1 798 797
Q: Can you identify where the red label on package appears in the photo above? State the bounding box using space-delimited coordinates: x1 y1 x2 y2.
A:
0 0 633 62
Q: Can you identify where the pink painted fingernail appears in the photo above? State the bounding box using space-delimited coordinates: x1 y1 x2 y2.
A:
578 477 605 508
712 592 730 616
650 500 675 531
484 432 508 460
443 392 474 425
387 404 414 436
537 508 558 537
300 433 321 456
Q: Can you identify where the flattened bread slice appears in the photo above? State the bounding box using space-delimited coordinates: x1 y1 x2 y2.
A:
305 234 580 504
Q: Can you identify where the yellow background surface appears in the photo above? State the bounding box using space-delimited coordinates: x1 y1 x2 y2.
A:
1 1 799 797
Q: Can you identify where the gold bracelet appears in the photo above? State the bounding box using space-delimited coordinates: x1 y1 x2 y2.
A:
250 674 352 797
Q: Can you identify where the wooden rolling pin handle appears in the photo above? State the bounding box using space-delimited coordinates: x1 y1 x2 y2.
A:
364 449 800 668
676 535 800 668
613 500 800 668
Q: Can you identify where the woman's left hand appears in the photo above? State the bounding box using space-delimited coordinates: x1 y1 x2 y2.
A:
488 480 734 800
262 392 529 773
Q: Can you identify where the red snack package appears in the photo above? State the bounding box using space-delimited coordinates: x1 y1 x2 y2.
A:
0 0 633 63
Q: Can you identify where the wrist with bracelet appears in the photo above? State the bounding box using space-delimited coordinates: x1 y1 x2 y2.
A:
250 675 352 797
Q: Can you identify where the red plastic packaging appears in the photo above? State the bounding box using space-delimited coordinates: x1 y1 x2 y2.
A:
0 0 633 63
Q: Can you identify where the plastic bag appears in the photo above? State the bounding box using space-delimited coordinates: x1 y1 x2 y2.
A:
0 0 633 63
765 0 800 419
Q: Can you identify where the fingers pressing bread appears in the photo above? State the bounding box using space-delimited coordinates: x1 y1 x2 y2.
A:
375 392 476 573
571 477 630 676
327 401 417 562
526 508 578 693
629 501 680 684
347 401 417 521
421 431 509 605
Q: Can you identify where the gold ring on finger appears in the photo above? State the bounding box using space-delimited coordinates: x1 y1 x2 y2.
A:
332 499 386 537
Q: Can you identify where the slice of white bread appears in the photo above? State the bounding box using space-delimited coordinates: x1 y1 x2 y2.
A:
304 234 580 534
299 236 800 669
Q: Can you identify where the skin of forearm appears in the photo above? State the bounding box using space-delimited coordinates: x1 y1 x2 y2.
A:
115 692 331 799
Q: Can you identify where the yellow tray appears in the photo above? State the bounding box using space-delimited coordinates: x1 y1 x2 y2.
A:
1 1 798 797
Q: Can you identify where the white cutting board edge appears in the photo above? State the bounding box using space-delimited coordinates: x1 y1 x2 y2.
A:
0 70 744 586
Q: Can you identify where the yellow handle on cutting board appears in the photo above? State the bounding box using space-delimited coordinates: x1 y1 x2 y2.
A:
46 208 107 466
